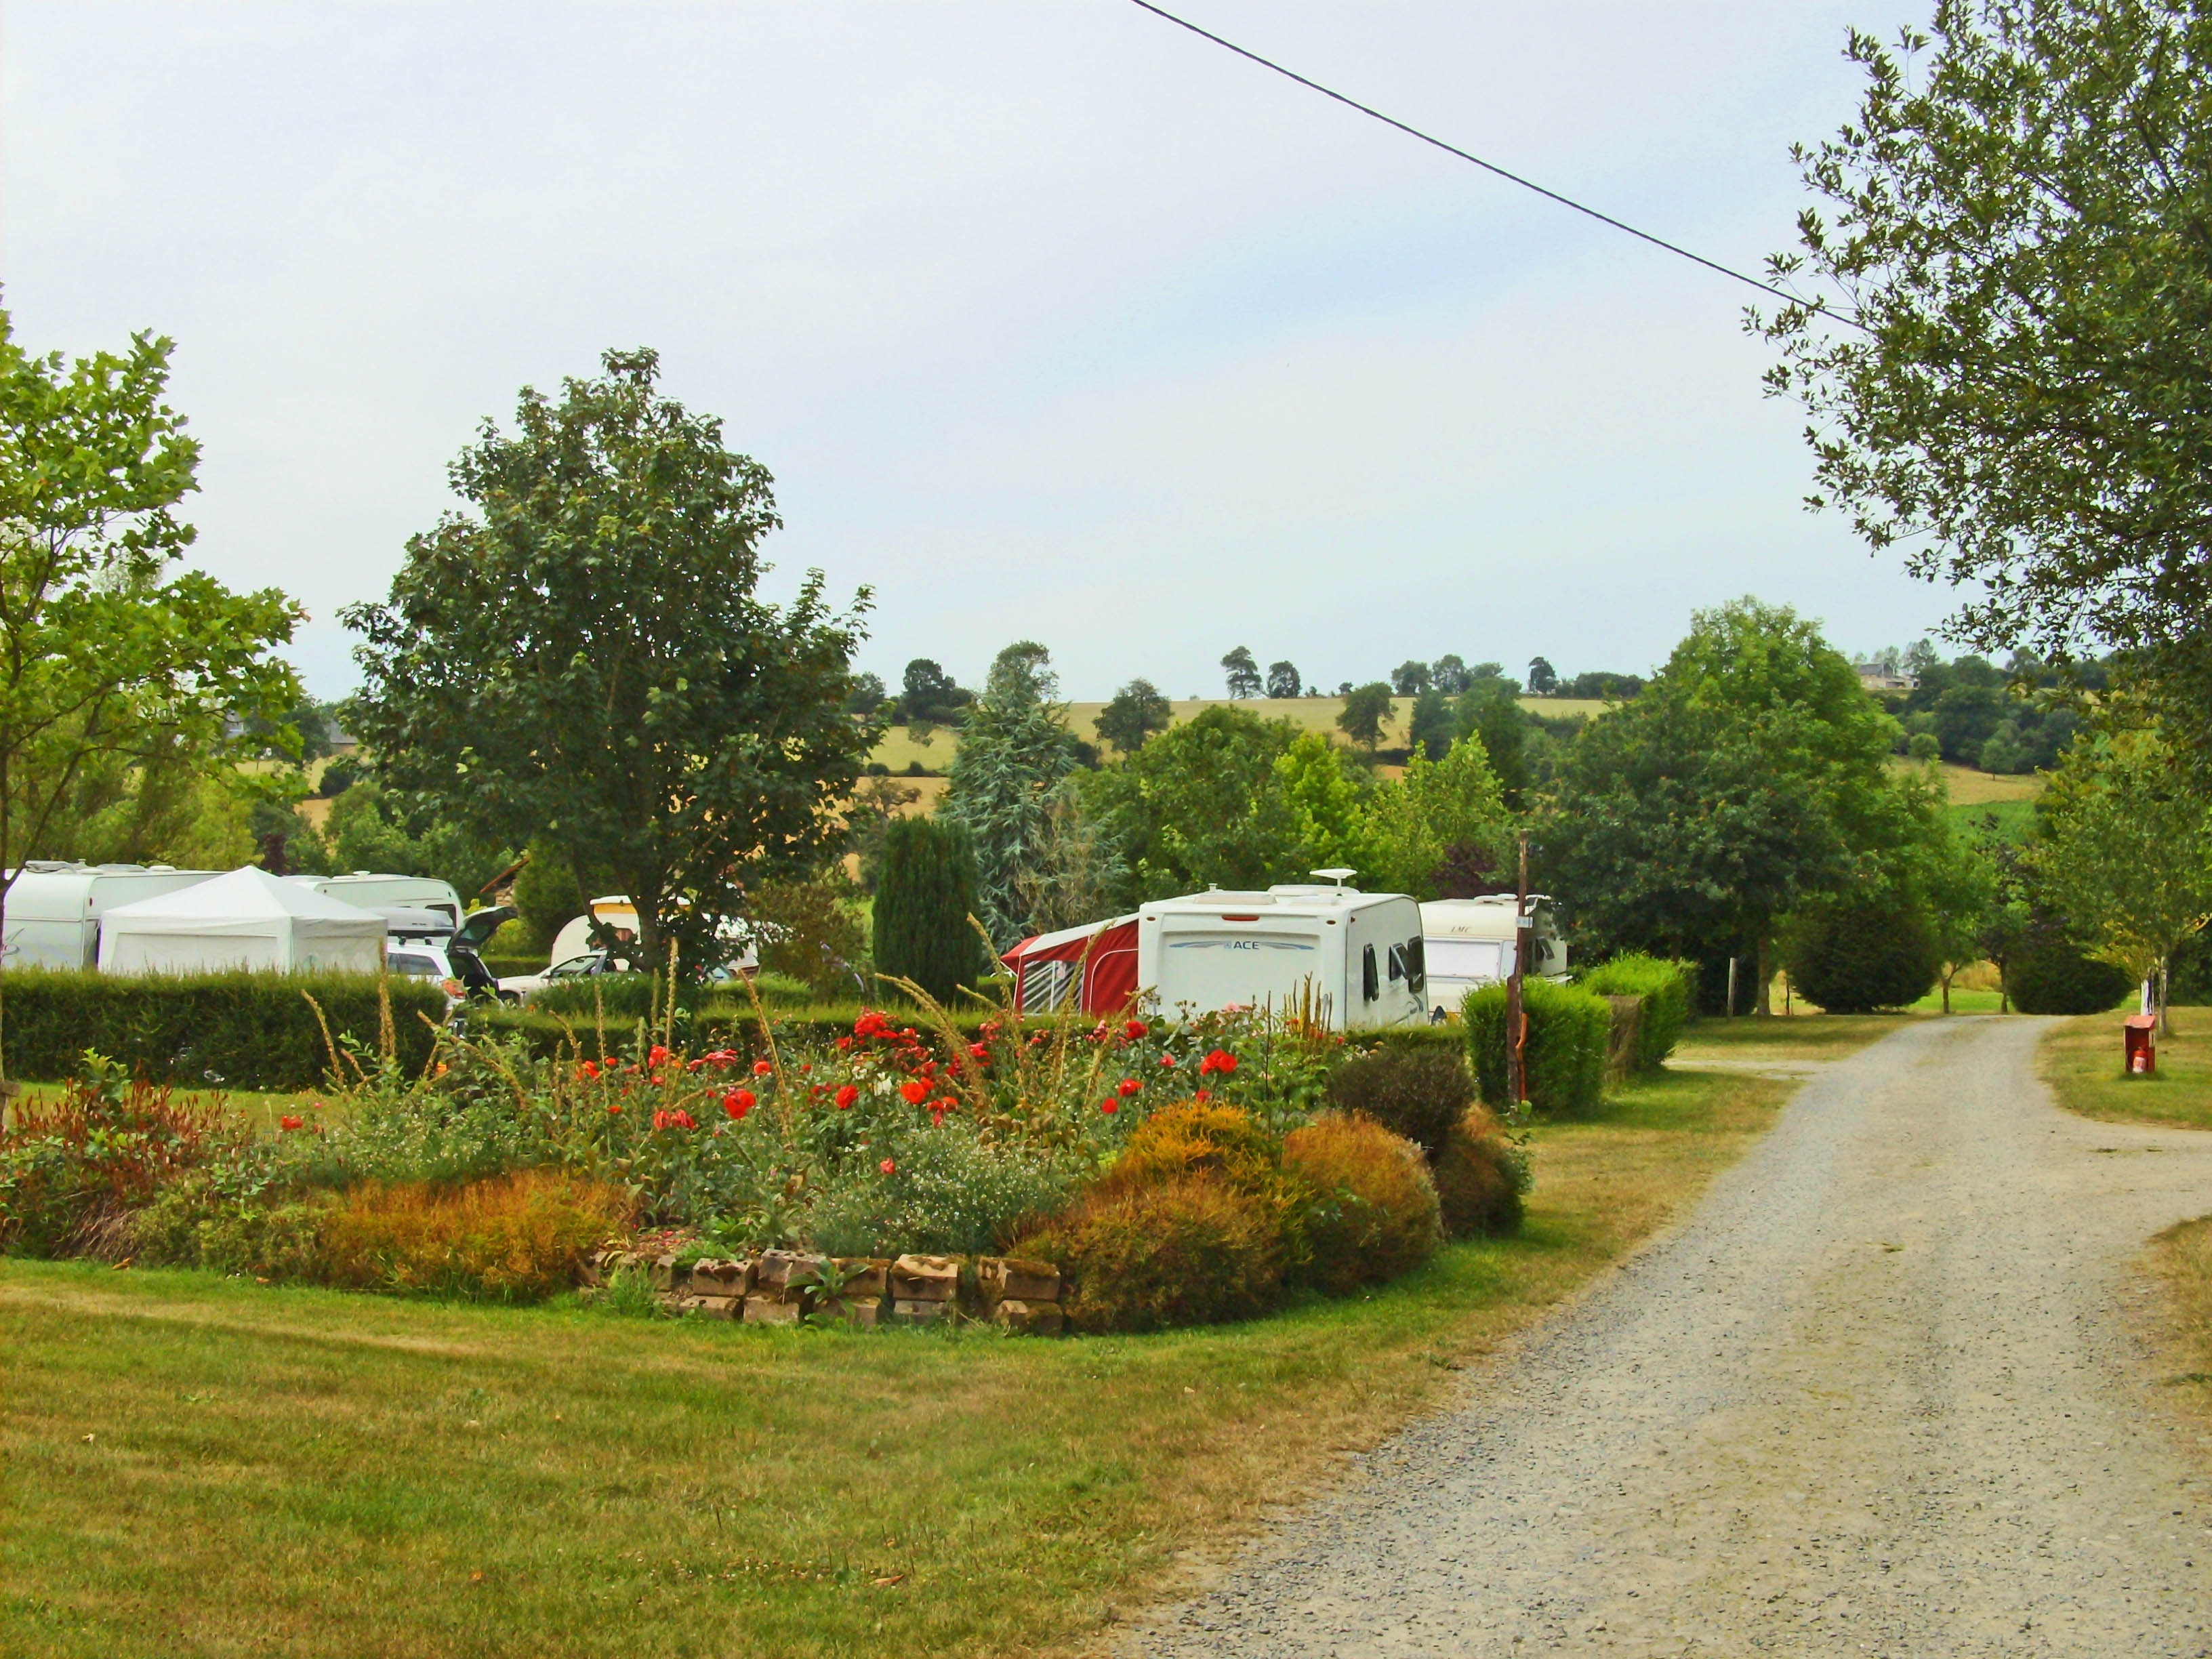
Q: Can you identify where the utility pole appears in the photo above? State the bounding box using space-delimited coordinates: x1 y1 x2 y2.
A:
1505 832 1530 1113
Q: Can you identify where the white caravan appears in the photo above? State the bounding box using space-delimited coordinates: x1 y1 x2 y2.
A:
1137 880 1427 1032
1 862 220 970
287 872 464 930
1418 895 1566 1021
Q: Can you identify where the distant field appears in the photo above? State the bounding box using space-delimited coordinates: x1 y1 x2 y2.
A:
866 695 1609 774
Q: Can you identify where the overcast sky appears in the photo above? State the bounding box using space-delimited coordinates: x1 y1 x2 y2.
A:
1 0 1949 701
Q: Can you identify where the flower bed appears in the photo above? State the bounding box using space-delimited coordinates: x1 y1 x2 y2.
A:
1 989 1528 1333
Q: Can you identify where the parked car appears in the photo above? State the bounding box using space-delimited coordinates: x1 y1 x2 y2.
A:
498 947 633 1002
387 904 518 1007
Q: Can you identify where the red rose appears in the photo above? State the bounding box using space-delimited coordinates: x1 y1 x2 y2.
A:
278 1114 304 1132
835 1085 859 1109
753 1059 773 1076
1118 1078 1141 1097
1123 1019 1148 1042
648 1045 671 1068
968 1043 989 1061
1159 1052 1177 1067
724 1089 754 1121
880 1158 896 1175
1099 1099 1118 1114
607 1103 622 1116
900 1079 930 1105
578 1061 600 1080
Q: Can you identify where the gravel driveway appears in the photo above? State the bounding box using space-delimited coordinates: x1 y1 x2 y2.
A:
1133 1017 2212 1657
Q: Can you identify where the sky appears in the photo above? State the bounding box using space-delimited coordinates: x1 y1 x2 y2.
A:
0 0 1952 701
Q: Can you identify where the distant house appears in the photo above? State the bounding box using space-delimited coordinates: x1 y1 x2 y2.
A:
1853 663 1917 695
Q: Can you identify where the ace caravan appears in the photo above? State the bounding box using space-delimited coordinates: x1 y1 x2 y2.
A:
1136 878 1426 1031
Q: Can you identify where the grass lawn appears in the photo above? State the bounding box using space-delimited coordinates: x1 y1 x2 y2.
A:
2147 1216 2212 1424
6 1083 326 1136
0 1017 1889 1659
2040 1010 2212 1132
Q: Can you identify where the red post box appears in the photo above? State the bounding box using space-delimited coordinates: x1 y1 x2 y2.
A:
2124 1015 2156 1075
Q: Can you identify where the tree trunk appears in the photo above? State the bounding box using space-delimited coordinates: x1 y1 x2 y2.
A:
1755 937 1774 1017
2158 959 2172 1038
1941 968 1952 1015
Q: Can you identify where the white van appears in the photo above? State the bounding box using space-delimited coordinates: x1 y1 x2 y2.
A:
2 862 220 970
287 872 464 930
1419 895 1567 1020
1137 882 1427 1031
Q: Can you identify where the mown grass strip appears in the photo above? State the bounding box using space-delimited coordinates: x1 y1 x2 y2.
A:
2040 1009 2212 1132
0 1019 1886 1659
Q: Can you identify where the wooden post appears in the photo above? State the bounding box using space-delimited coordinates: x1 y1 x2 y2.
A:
1726 956 1738 1020
1505 834 1529 1113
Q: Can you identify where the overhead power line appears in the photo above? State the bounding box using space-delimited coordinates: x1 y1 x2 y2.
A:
1123 0 1856 327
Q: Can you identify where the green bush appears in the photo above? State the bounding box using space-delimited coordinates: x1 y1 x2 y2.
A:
873 817 987 1002
0 969 445 1089
1021 1172 1286 1333
2007 924 2135 1015
1432 1108 1526 1239
1580 954 1694 1069
1462 977 1610 1115
1324 1044 1473 1160
1785 890 1939 1013
466 1001 995 1062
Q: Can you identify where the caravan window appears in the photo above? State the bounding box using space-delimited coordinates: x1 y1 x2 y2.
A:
1387 944 1406 983
1406 937 1426 994
1361 943 1379 1002
1427 939 1507 981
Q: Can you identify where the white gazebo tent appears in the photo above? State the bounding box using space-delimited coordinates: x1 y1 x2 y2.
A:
98 865 388 976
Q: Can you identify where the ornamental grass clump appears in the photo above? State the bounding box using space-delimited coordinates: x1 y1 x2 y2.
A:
317 1170 632 1302
1020 1172 1286 1334
1280 1113 1440 1294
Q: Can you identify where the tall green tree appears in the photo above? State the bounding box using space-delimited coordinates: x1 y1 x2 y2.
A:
1366 735 1512 899
0 312 301 1070
1273 731 1385 884
1220 647 1262 699
2033 725 2212 1029
1763 1 2212 755
344 348 874 973
1544 600 1908 1010
1093 676 1172 757
1337 682 1394 753
941 640 1081 946
874 815 986 1002
1081 705 1300 903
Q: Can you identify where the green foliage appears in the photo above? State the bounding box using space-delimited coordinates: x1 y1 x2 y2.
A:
0 309 302 992
1365 736 1511 899
872 816 987 1002
1220 646 1261 700
0 969 444 1089
2033 726 2212 996
343 346 876 976
1407 688 1454 760
1432 1107 1526 1240
897 659 971 726
314 780 513 902
510 845 586 952
1456 680 1532 804
1266 660 1303 700
941 642 1080 945
1761 4 2212 703
1784 888 1940 1014
1324 1043 1473 1160
316 1172 632 1302
804 1113 1083 1258
2006 922 2136 1015
1273 731 1385 884
1282 1113 1440 1294
745 876 869 1000
1544 599 1910 985
1094 678 1172 756
1580 954 1694 1069
1336 682 1394 752
1080 705 1301 903
1463 977 1610 1115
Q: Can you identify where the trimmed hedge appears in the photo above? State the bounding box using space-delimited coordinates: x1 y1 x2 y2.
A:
0 969 446 1090
1581 954 1694 1070
1462 977 1610 1115
1785 890 1939 1014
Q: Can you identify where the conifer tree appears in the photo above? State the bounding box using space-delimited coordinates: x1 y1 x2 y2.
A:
874 815 985 1002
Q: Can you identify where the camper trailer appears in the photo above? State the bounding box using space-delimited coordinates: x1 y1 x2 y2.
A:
1418 895 1566 1020
287 872 465 930
1004 915 1140 1015
1 862 220 970
1137 880 1426 1031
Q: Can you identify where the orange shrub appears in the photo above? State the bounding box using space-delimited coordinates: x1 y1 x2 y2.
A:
1095 1100 1282 1200
1281 1113 1440 1295
1019 1171 1286 1332
318 1170 632 1302
1433 1107 1525 1240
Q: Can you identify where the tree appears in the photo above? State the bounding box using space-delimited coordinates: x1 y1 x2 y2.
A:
1337 682 1395 753
874 815 987 1002
2033 726 2212 1029
941 640 1080 945
899 659 970 725
745 875 868 1000
1391 660 1431 696
846 774 922 895
0 313 302 1071
1080 705 1300 902
344 347 875 975
1914 811 1999 1013
845 671 888 717
1784 888 1940 1012
1220 647 1261 699
1762 3 2212 756
316 781 514 906
1265 659 1303 700
1457 681 1530 805
1544 600 1910 1010
1366 736 1511 899
512 844 587 953
1273 732 1385 884
1094 677 1172 756
1011 777 1124 935
1525 656 1558 695
1407 688 1455 761
1430 654 1473 695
